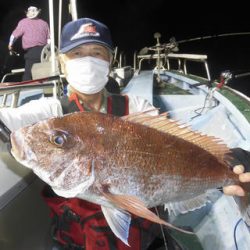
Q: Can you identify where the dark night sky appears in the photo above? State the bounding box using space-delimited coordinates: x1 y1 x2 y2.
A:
1 0 250 94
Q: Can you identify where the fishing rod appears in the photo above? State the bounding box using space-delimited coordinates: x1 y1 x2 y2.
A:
216 70 250 88
177 32 250 44
139 31 250 56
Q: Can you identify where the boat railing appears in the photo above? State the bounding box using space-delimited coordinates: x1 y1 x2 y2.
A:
112 47 127 69
0 76 62 108
135 52 211 80
1 68 25 83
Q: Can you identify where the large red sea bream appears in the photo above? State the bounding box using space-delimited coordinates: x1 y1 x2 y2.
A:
10 111 250 245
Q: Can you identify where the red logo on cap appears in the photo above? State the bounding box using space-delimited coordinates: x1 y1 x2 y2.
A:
71 23 100 41
84 24 96 33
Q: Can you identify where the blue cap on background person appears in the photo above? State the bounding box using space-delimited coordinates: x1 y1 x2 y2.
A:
60 18 114 53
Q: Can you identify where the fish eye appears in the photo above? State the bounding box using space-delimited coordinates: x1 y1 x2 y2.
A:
49 131 68 147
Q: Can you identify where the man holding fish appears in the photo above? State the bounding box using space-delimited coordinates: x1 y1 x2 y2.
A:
1 17 250 249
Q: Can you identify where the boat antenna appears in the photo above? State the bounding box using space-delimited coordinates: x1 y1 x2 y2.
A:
58 0 62 50
48 0 56 75
69 0 78 20
177 32 250 44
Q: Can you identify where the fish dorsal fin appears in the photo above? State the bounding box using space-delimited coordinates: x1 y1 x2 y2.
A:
122 112 230 161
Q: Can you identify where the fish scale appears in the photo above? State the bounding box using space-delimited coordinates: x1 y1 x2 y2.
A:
11 111 238 200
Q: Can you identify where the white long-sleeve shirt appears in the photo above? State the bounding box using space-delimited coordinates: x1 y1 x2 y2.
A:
0 93 156 132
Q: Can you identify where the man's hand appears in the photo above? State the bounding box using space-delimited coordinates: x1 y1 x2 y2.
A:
8 45 13 51
223 148 250 196
223 164 250 196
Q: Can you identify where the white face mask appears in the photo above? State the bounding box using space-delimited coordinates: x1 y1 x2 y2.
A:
65 56 110 94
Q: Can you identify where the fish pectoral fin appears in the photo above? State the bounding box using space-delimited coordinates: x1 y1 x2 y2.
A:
101 206 131 246
103 193 166 224
102 192 194 235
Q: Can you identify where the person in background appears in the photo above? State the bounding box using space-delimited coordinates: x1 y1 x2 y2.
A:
8 6 50 81
0 17 249 249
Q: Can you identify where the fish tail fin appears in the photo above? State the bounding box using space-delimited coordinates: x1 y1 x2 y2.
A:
234 193 250 225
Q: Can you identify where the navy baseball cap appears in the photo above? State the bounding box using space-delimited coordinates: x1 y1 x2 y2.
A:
60 18 114 53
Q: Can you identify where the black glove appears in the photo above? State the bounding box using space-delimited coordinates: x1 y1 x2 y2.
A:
0 119 12 155
226 147 250 173
0 119 11 143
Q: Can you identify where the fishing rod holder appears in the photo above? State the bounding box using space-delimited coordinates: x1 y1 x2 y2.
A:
219 69 250 86
220 70 233 85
